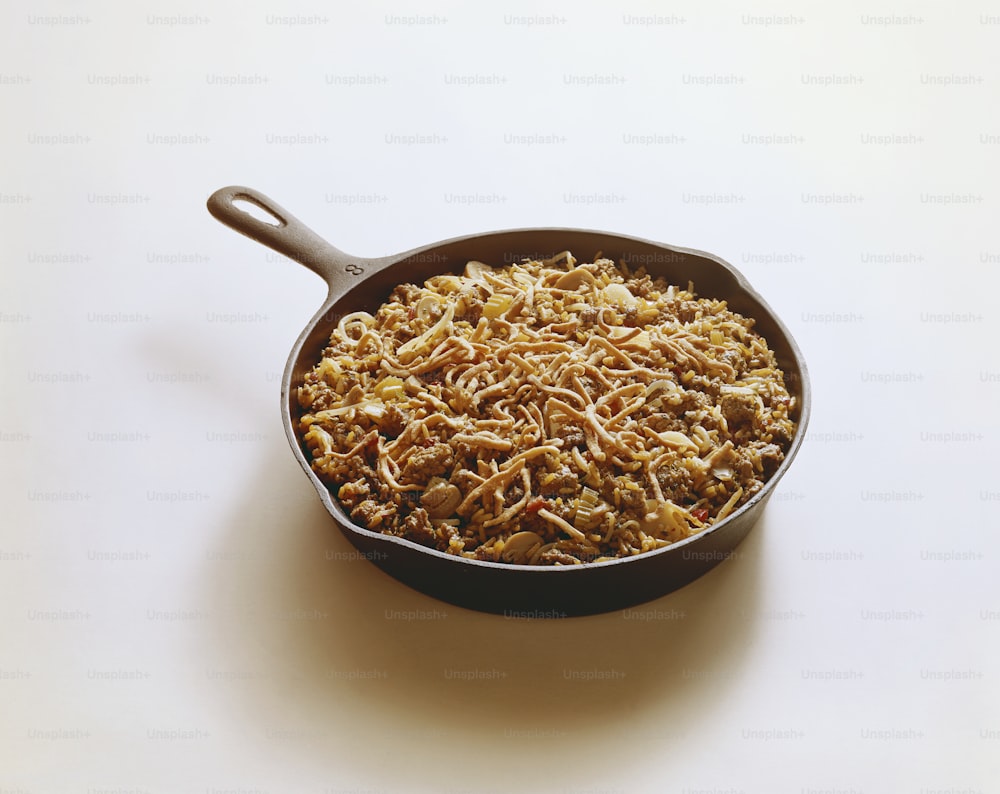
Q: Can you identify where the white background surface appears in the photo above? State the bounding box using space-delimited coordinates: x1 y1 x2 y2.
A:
2 2 999 791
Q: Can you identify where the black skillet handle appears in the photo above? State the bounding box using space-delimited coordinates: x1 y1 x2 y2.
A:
206 186 369 298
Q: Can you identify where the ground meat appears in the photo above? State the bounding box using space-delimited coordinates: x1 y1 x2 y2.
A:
550 499 576 523
578 259 619 279
505 483 525 506
721 391 758 428
552 540 602 563
600 475 647 515
389 284 423 305
438 522 459 548
473 543 500 562
301 388 338 412
720 348 744 372
595 463 614 489
400 443 454 483
701 378 722 400
750 442 784 477
449 469 482 493
578 377 600 401
766 422 793 446
620 485 648 515
732 451 755 481
697 412 723 433
457 295 484 325
377 404 408 439
336 456 379 486
676 389 712 415
401 507 437 548
516 507 555 539
375 479 395 503
309 418 356 448
452 438 477 460
537 465 579 496
647 413 687 434
556 424 586 449
742 480 763 502
676 301 699 323
614 524 641 553
350 499 396 529
656 463 695 503
537 548 581 566
626 275 656 299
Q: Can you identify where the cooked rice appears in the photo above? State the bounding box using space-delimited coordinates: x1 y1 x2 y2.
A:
296 253 797 565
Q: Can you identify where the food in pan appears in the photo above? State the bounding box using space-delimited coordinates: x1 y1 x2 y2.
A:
296 253 797 565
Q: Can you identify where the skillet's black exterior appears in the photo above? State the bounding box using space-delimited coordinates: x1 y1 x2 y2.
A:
207 186 811 617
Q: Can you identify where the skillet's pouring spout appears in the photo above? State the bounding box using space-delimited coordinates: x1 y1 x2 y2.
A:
206 186 366 298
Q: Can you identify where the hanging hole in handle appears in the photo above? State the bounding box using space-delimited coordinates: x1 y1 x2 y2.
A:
232 196 284 227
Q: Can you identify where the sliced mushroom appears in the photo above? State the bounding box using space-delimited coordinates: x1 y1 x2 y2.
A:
554 268 596 291
464 260 491 281
711 466 734 481
499 531 545 564
420 478 462 519
416 293 441 324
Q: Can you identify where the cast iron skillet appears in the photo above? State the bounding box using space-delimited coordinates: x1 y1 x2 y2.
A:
207 185 811 617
